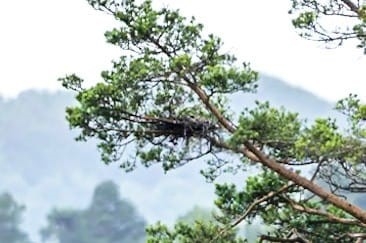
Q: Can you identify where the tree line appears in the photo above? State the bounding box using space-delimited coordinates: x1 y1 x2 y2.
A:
1 181 146 243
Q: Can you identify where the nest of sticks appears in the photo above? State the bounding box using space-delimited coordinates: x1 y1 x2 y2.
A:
115 111 220 145
145 116 219 139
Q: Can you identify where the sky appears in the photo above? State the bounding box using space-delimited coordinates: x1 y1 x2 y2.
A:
0 0 365 102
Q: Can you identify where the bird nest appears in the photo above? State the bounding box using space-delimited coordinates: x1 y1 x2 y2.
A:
143 116 219 140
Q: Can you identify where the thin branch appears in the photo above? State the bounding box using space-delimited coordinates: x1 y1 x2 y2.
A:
310 160 324 182
230 184 294 228
284 197 366 228
336 232 366 241
340 0 360 13
212 183 294 242
259 233 310 243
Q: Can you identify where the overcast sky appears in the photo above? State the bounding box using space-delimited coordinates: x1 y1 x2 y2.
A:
0 0 365 102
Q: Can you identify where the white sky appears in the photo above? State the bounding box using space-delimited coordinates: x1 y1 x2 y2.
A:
0 0 365 102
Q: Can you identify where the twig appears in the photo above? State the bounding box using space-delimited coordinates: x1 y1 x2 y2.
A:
259 233 310 243
340 0 360 13
211 183 294 242
284 197 366 228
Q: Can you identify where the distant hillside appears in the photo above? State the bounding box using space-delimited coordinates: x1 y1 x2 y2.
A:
0 75 343 242
231 74 342 121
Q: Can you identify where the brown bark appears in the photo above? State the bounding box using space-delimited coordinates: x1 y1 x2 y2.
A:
340 0 360 13
188 82 366 223
284 197 366 227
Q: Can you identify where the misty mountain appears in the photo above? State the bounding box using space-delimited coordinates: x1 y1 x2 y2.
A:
0 75 343 242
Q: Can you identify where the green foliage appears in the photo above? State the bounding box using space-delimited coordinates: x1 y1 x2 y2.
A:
289 0 366 53
230 101 301 159
146 221 246 243
147 205 245 242
292 11 318 29
61 0 258 170
147 169 366 242
213 171 366 242
271 203 365 242
176 206 214 225
0 192 32 243
294 118 343 160
215 170 293 223
40 181 146 243
336 94 366 136
60 0 366 242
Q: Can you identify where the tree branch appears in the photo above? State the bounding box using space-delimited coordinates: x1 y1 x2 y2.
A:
340 0 360 13
259 231 310 243
212 183 294 242
284 197 366 228
188 82 366 223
